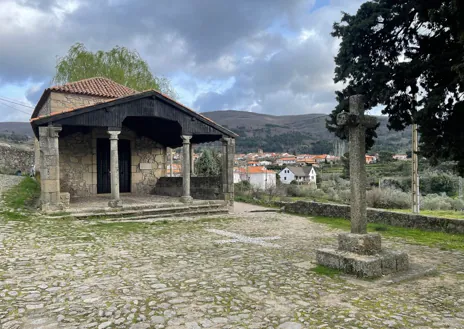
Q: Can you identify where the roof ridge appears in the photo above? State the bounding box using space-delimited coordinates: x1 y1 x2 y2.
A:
50 77 136 91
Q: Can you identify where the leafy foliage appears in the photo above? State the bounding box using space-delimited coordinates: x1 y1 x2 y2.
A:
195 149 222 177
53 43 177 98
328 0 464 174
378 151 395 163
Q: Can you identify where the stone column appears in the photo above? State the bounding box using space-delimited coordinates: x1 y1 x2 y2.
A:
221 137 235 205
180 135 193 203
348 95 367 234
221 138 229 201
227 138 235 205
39 125 62 211
190 144 196 176
168 147 174 177
108 130 122 208
316 95 408 278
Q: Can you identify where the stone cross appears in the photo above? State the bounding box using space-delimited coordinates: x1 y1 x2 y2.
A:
336 95 377 234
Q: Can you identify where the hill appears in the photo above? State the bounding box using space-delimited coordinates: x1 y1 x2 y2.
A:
0 111 412 154
202 110 411 154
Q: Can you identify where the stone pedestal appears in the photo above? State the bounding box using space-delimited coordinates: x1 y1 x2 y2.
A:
316 233 409 278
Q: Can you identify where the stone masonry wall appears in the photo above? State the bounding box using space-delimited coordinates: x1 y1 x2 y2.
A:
37 92 109 117
154 177 223 200
132 136 166 195
0 144 34 174
57 127 166 197
276 200 464 234
59 131 93 197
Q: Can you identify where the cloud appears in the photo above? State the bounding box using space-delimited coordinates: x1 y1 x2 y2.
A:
0 0 364 122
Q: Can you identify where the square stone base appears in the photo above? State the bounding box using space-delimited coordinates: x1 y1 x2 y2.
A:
338 233 381 255
316 248 409 278
180 196 193 203
108 199 123 208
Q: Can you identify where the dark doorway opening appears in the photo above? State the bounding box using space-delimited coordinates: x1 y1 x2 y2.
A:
97 139 131 194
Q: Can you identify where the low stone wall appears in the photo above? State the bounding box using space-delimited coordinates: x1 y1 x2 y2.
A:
276 200 464 234
0 144 34 174
154 176 223 200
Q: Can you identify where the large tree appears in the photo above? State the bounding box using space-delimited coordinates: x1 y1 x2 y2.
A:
53 43 177 98
327 0 464 174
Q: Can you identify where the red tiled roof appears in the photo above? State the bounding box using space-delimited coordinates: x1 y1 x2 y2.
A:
31 77 238 138
49 77 138 98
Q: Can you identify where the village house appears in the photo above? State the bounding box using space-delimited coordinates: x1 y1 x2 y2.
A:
393 154 408 161
279 166 317 185
365 155 377 164
276 156 296 165
247 161 259 167
238 166 276 190
30 77 237 211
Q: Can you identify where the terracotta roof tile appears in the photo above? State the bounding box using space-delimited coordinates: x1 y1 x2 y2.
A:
49 77 138 98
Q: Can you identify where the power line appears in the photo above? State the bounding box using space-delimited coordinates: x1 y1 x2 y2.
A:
0 99 32 116
0 95 33 107
0 97 34 109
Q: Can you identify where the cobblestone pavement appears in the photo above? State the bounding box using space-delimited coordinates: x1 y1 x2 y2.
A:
0 199 463 328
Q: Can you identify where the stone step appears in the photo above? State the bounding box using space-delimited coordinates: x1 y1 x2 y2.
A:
56 200 227 215
102 208 230 222
44 203 228 220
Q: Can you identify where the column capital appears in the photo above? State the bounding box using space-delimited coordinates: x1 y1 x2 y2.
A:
39 125 62 138
221 137 231 145
181 135 192 144
107 129 121 140
48 126 62 138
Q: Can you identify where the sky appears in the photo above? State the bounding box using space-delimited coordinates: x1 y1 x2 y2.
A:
0 0 366 122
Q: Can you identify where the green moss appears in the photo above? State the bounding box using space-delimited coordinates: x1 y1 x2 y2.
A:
310 216 464 251
311 265 342 277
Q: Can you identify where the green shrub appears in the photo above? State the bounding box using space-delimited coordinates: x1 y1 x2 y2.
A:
420 194 463 211
366 188 410 209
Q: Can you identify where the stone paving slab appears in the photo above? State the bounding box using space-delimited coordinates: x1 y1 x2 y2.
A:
0 200 463 328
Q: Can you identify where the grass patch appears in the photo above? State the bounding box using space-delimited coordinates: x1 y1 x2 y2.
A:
47 211 71 217
0 211 28 221
393 209 464 220
2 177 40 209
89 221 151 233
311 265 342 277
310 216 464 251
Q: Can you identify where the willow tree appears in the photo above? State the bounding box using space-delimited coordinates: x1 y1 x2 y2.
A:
327 0 464 174
53 43 177 98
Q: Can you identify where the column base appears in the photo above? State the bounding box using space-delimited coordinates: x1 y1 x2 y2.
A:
316 233 409 278
316 248 409 278
108 199 123 208
179 196 193 203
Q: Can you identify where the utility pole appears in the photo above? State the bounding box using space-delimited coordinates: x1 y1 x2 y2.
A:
411 123 420 213
459 176 463 200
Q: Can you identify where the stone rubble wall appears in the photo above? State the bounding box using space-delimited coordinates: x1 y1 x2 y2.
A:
276 200 464 234
37 92 109 117
154 177 223 200
59 131 94 197
132 136 166 195
0 144 34 174
58 128 166 197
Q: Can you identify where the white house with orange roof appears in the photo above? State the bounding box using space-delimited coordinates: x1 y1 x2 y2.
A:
238 166 276 190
